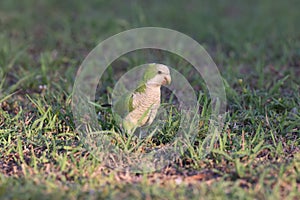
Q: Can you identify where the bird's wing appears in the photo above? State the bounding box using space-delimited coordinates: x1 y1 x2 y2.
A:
113 91 134 118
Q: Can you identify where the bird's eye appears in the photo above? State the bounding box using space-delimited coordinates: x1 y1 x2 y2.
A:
158 70 162 74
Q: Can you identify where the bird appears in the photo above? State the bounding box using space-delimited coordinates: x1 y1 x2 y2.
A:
113 63 171 134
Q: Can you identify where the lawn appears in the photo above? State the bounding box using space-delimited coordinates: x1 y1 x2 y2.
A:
0 0 299 199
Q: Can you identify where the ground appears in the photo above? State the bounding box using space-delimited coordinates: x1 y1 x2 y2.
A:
0 0 299 199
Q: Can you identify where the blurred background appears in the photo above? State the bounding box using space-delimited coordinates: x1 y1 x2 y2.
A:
1 0 299 63
0 0 299 99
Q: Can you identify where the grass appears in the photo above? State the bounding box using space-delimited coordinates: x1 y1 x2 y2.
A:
0 0 300 199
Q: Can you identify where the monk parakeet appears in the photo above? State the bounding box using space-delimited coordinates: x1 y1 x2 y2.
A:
113 63 171 133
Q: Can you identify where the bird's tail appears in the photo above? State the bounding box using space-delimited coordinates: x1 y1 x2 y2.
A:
101 104 112 108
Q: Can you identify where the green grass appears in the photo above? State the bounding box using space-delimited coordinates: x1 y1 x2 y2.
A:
0 0 300 199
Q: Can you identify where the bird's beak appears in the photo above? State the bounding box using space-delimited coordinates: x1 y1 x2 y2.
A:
163 75 171 85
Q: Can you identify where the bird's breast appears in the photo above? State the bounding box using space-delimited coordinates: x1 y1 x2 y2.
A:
126 87 161 126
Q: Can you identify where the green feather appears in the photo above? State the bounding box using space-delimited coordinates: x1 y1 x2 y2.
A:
134 83 146 93
133 64 157 94
114 92 134 118
134 64 157 93
128 94 134 112
142 63 157 82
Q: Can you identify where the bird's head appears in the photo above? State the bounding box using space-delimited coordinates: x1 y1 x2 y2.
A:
143 63 171 87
